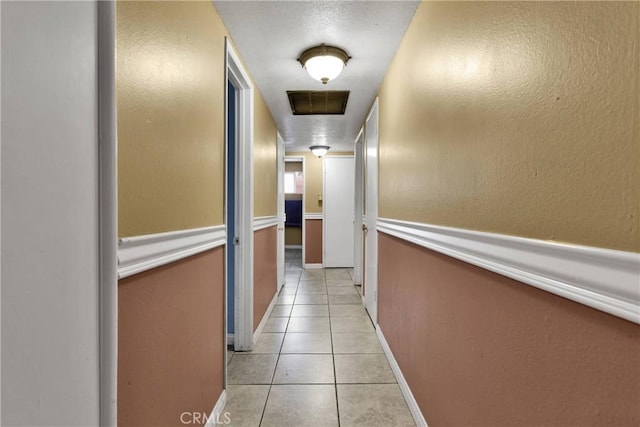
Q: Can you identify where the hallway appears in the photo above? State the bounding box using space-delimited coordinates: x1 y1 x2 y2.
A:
223 250 415 426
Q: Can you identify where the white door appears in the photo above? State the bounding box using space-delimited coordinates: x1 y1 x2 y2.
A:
353 128 365 285
324 156 355 267
276 133 285 290
364 99 379 323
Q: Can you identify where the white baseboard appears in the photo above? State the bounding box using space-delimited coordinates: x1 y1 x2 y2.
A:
226 334 234 346
377 218 640 324
285 245 302 249
376 326 428 427
253 291 278 345
205 389 227 427
304 263 323 269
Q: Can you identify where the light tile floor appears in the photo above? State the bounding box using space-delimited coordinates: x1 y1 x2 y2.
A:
223 249 415 426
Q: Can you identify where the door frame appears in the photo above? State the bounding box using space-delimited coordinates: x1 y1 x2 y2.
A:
364 98 379 324
323 155 356 268
225 38 254 352
284 156 305 264
353 127 365 285
98 1 118 424
276 132 285 290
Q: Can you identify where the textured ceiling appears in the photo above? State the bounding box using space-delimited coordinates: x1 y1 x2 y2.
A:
214 1 419 152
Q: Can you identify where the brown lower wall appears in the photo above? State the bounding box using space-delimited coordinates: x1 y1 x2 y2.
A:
254 226 277 331
378 232 640 426
118 248 224 427
305 219 322 264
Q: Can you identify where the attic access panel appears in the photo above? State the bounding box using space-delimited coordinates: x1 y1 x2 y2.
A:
287 90 350 115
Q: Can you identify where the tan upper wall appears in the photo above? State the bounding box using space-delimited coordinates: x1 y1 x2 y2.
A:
117 1 225 237
117 1 278 237
378 1 639 252
254 90 278 217
286 152 353 214
285 162 303 173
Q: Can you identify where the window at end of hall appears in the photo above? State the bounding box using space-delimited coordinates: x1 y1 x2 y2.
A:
285 172 303 194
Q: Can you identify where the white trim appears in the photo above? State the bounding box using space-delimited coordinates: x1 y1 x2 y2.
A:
304 213 323 220
364 98 379 324
98 2 118 425
253 292 278 345
253 215 278 231
377 218 640 324
226 334 234 346
353 127 365 285
286 245 303 249
304 263 323 269
117 226 226 279
277 133 286 290
205 390 227 427
226 38 255 352
376 326 428 427
285 156 306 268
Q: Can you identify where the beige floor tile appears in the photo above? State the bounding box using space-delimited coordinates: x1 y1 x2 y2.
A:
223 385 269 426
332 332 383 354
298 279 326 285
291 304 329 317
329 304 368 317
300 270 325 280
330 316 374 333
287 317 331 333
261 385 338 427
337 384 415 426
227 348 234 365
334 354 396 384
281 332 332 353
328 294 362 305
276 294 296 305
280 287 297 295
325 269 351 280
286 271 301 279
227 354 278 384
273 354 335 384
264 317 289 333
326 279 354 287
296 286 327 295
270 304 293 317
327 286 359 295
295 294 329 305
249 333 284 354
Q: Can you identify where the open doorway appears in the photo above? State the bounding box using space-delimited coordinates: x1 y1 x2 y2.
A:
284 157 305 271
225 38 254 353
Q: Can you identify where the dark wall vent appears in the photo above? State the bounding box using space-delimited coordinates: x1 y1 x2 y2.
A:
287 90 349 115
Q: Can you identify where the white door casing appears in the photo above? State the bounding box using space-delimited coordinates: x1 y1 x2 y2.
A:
323 156 356 268
364 99 379 324
353 128 365 285
225 38 254 352
285 156 305 263
276 133 285 289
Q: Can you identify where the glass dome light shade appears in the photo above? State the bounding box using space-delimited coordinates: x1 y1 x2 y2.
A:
310 145 330 157
304 55 345 84
298 45 351 85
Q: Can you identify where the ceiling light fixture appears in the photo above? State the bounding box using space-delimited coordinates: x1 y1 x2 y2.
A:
310 145 330 157
298 44 351 85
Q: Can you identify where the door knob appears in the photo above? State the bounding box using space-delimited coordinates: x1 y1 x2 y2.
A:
362 224 368 232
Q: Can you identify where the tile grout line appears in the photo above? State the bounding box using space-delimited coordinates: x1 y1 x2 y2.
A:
258 264 299 427
327 274 342 427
